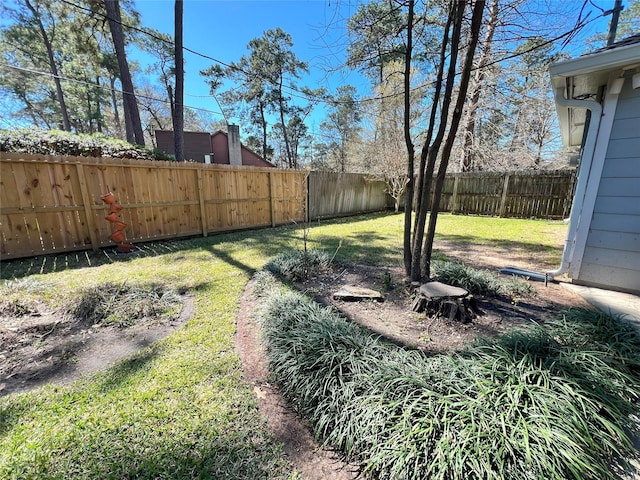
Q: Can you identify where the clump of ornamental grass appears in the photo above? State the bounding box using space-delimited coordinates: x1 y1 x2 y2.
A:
264 248 332 281
69 282 183 327
259 286 640 480
432 259 534 297
251 270 280 297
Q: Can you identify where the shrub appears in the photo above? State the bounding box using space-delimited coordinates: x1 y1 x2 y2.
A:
264 249 332 281
432 259 534 297
0 128 170 160
259 286 640 480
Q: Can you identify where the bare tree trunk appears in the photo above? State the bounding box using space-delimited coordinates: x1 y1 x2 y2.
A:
95 77 103 133
104 0 145 146
461 0 499 172
123 100 132 141
167 83 175 121
421 0 485 278
109 76 122 138
277 78 294 168
259 102 268 161
85 75 93 134
402 0 415 277
410 2 458 281
173 0 184 161
24 0 71 131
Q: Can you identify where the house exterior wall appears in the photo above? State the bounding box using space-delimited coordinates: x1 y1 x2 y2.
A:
155 130 211 162
210 132 230 164
210 132 274 167
576 77 640 293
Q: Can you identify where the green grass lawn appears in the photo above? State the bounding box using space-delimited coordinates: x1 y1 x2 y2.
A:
0 212 569 479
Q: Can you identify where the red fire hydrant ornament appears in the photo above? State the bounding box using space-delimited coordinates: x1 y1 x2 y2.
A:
101 192 134 253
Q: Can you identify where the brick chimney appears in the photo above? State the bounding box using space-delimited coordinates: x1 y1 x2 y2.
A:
227 124 242 166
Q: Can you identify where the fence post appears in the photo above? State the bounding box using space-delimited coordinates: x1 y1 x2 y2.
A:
75 162 100 251
499 174 510 217
268 171 276 227
305 171 310 223
451 175 460 214
196 167 208 237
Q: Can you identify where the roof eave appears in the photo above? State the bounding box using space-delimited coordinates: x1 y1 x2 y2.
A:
549 41 640 148
550 42 640 79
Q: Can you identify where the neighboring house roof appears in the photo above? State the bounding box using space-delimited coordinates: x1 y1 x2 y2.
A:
550 34 640 147
154 129 275 168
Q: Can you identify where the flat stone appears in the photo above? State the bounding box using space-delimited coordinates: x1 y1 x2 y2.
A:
333 285 384 302
419 281 468 299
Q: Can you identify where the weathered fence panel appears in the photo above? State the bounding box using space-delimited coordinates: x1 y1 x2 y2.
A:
308 171 390 220
502 172 575 218
1 153 306 259
429 170 575 219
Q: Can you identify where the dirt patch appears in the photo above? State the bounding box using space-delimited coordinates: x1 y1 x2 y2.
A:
0 295 193 397
294 264 589 353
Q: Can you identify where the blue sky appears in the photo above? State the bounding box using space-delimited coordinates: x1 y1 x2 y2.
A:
0 0 622 132
132 0 369 128
130 0 619 129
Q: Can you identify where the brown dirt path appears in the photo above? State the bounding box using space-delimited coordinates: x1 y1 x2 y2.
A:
235 278 358 480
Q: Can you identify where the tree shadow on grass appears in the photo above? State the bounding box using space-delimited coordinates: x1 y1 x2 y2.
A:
0 222 307 280
1 346 291 480
312 231 403 267
436 232 561 255
0 346 158 439
0 335 88 399
91 345 160 394
0 391 36 437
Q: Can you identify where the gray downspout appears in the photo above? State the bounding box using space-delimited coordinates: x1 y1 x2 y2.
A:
546 88 603 282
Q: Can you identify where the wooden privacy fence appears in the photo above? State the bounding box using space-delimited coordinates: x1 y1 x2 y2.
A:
308 171 391 220
0 153 577 260
431 170 576 219
1 153 306 260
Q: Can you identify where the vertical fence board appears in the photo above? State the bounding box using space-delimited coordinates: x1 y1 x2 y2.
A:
1 161 25 257
118 159 141 242
75 163 99 250
268 172 276 227
196 169 208 236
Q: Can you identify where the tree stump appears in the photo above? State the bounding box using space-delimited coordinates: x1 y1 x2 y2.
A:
412 281 479 323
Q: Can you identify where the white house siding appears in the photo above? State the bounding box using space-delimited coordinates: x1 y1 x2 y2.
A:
577 77 640 293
